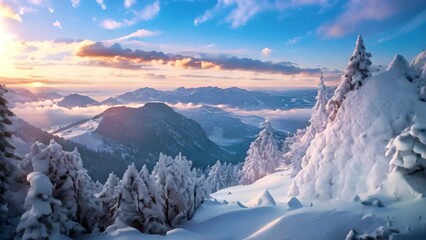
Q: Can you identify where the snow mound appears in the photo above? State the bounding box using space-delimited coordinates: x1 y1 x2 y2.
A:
386 54 409 72
410 51 426 78
286 197 303 209
245 190 277 207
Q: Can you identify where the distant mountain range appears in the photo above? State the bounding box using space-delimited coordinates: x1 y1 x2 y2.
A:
51 103 234 174
109 86 316 110
6 86 317 110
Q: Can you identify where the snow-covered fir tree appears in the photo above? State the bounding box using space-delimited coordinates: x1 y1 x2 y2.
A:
152 153 205 227
16 172 60 240
192 168 210 211
240 121 282 184
138 165 167 234
0 85 24 238
282 73 329 176
223 162 242 188
207 160 225 192
386 121 426 174
109 163 167 234
23 140 101 235
96 172 120 231
326 35 372 121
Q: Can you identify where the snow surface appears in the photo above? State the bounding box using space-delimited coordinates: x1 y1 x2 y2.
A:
53 117 114 152
85 169 426 240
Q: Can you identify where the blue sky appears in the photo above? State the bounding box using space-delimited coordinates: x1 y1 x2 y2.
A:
0 0 425 92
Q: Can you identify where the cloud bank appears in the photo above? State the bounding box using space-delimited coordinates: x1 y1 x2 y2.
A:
76 42 321 75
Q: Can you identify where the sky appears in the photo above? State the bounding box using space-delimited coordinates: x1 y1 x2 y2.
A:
0 0 425 94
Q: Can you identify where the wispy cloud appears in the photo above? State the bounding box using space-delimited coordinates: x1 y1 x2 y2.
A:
100 1 160 29
378 9 426 43
134 0 160 21
285 31 312 45
124 0 136 8
317 0 425 38
0 3 22 22
96 0 106 10
106 29 161 42
194 0 328 28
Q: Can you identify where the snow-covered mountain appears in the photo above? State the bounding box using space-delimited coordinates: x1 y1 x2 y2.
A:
108 86 316 110
52 102 234 174
57 93 100 108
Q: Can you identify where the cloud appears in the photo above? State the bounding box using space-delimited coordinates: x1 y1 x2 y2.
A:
53 20 62 29
134 0 160 21
124 0 136 8
194 0 328 28
107 29 161 42
96 0 106 10
71 0 80 8
317 0 425 38
378 9 426 43
100 19 128 29
76 42 321 75
261 47 272 56
100 1 160 29
285 31 312 45
0 4 22 22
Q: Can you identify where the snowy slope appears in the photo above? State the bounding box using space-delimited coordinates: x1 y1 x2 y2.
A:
85 169 426 240
289 53 426 200
52 117 113 152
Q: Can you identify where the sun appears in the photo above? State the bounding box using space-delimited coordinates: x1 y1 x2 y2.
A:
30 82 45 88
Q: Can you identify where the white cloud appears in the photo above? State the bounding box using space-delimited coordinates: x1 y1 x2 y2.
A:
285 31 312 45
53 20 62 29
135 0 160 21
316 0 423 38
100 1 160 30
194 0 328 28
124 0 136 8
100 19 130 29
48 7 54 13
107 29 161 42
261 47 272 56
96 0 106 10
71 0 80 8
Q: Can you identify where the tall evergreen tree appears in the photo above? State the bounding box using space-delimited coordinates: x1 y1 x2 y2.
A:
96 172 120 231
326 35 372 121
240 121 282 184
282 73 329 176
109 163 167 234
23 140 101 235
0 85 21 238
206 160 225 192
16 172 60 240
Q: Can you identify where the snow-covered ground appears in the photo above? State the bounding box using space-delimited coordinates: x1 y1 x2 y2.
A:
84 169 426 240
